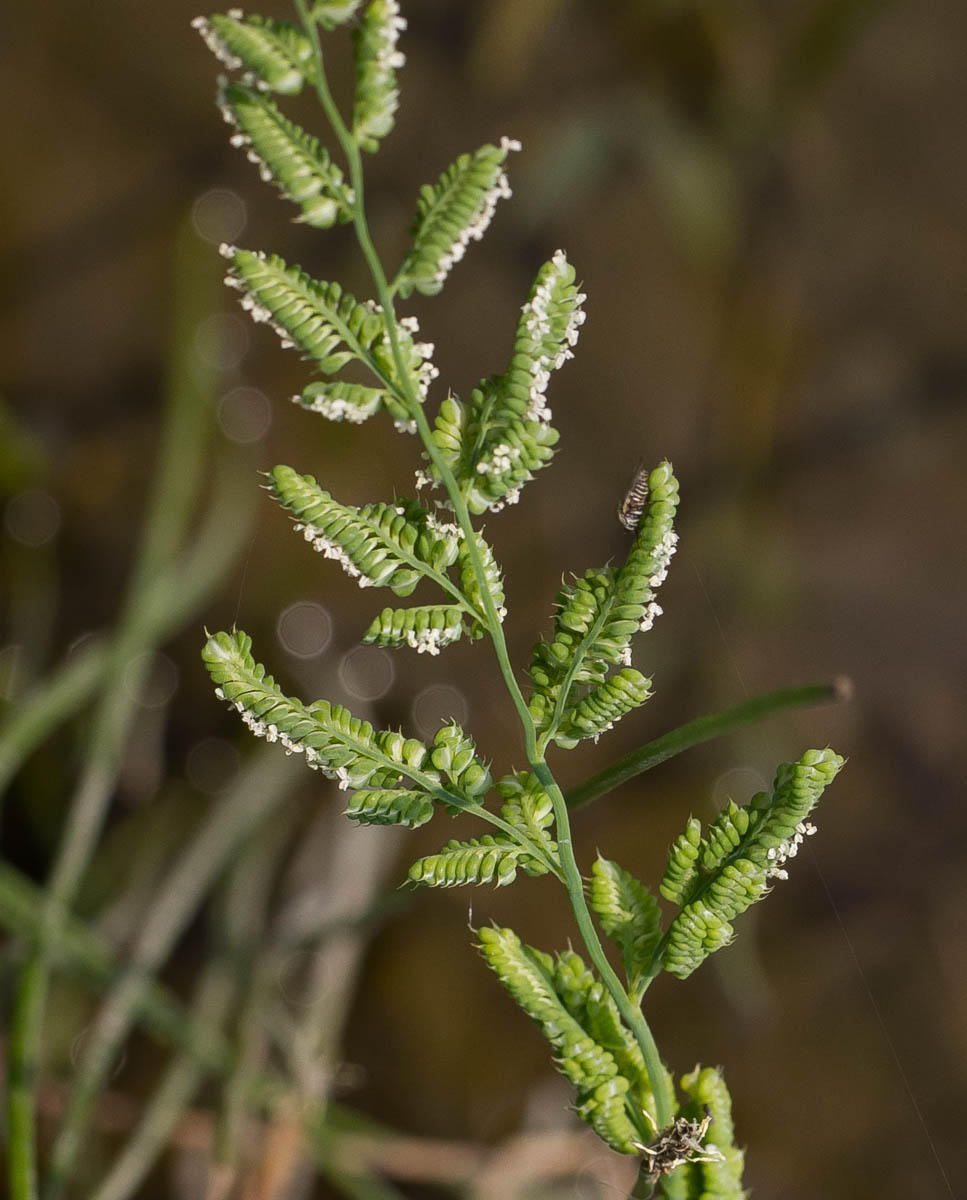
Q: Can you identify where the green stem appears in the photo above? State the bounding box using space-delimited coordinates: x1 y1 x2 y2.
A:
564 680 850 811
532 760 674 1129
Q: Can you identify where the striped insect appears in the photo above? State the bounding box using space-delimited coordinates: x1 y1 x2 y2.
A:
617 460 649 531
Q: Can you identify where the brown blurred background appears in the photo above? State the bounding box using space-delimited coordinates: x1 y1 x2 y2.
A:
1 0 965 1197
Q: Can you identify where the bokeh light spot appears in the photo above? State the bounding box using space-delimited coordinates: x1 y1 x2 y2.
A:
277 601 333 659
217 385 272 444
192 188 247 244
412 683 469 738
123 651 179 709
4 489 61 546
338 645 394 701
194 312 249 370
186 736 240 795
711 765 769 810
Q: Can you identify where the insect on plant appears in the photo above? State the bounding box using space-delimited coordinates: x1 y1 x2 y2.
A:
618 460 651 532
192 3 845 1195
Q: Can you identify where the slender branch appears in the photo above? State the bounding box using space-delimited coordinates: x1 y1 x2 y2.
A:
564 679 851 811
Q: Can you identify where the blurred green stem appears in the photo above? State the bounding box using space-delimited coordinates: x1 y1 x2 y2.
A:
0 456 254 806
5 219 220 1200
564 680 848 811
44 748 303 1200
91 810 295 1200
0 861 233 1073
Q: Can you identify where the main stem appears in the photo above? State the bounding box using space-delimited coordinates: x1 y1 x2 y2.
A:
296 3 673 1132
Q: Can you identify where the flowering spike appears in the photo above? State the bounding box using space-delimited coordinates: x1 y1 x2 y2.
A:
192 11 312 94
217 81 354 227
395 139 520 298
352 0 406 152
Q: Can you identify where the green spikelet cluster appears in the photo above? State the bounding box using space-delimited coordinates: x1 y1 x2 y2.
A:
363 604 467 654
408 837 532 888
345 788 435 829
309 0 363 29
660 749 845 979
428 250 584 513
217 81 354 227
294 380 390 424
660 1067 747 1199
477 928 647 1154
193 9 845 1190
352 0 406 152
193 12 313 94
495 772 559 873
203 631 431 789
269 465 457 592
395 139 520 298
589 856 662 999
555 667 652 748
203 631 489 815
428 724 492 797
220 248 436 421
454 528 506 632
527 463 678 747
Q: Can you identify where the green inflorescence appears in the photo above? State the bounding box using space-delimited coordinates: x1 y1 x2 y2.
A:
194 5 845 1191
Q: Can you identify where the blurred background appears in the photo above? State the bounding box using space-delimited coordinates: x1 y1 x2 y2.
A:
1 0 965 1197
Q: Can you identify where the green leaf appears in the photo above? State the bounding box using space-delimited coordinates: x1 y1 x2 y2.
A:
589 857 662 997
268 465 459 596
364 604 467 654
201 630 438 793
395 139 520 298
193 12 313 94
217 81 353 227
352 0 405 153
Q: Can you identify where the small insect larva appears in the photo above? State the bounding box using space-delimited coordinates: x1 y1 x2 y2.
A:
617 460 649 531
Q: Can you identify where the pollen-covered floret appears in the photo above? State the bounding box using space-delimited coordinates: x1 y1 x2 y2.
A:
765 820 817 880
